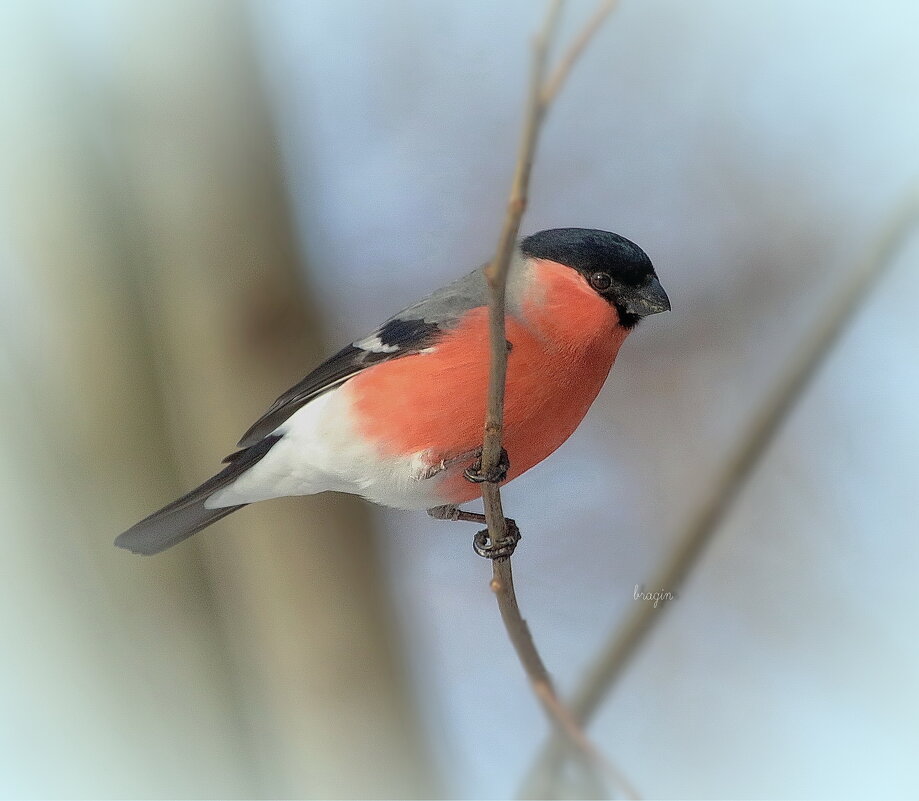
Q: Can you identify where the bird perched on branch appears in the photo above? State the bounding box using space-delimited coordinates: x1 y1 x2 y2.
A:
116 228 669 555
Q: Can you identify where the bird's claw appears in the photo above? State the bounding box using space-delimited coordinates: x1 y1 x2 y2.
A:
427 504 461 521
464 447 510 484
472 519 521 560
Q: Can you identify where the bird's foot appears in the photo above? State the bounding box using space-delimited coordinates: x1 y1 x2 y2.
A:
426 505 521 559
416 447 486 481
427 504 463 521
473 519 521 560
464 447 510 484
427 505 486 524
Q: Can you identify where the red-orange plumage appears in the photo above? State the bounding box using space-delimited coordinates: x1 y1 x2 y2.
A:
346 259 630 504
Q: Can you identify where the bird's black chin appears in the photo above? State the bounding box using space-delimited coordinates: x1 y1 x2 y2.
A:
615 306 642 330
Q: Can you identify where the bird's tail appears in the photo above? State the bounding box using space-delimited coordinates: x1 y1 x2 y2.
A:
114 435 281 555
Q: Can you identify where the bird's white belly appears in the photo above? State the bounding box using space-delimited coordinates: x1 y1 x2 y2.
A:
204 387 446 511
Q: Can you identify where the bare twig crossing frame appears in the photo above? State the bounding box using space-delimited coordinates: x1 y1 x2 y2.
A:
474 1 635 798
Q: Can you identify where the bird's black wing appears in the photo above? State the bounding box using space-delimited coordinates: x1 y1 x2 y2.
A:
235 267 487 449
116 434 282 554
235 318 441 448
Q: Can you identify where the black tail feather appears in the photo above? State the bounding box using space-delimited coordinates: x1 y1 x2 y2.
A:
114 435 281 556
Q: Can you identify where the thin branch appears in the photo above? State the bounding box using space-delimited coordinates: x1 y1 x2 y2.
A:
520 191 919 798
477 1 634 798
541 0 618 106
479 0 561 491
494 562 637 799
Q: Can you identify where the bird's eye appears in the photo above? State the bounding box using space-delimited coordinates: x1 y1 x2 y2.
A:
590 272 612 291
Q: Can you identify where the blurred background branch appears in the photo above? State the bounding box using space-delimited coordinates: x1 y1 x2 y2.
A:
109 2 438 796
521 190 919 798
1 1 436 797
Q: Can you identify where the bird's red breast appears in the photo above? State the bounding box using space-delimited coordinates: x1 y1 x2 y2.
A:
346 259 631 505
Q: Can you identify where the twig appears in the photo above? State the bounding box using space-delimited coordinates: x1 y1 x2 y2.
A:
476 1 632 798
494 563 636 799
520 191 919 797
478 0 559 549
541 0 618 105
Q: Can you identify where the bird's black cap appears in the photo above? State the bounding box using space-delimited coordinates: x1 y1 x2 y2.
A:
520 227 669 328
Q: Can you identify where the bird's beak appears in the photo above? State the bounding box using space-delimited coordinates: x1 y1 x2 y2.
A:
622 274 671 317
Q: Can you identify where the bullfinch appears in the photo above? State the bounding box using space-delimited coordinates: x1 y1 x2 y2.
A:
116 228 670 555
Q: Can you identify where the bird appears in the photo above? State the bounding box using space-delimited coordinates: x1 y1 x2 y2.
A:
115 227 670 556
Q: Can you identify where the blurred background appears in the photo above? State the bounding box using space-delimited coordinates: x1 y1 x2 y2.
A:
2 0 918 798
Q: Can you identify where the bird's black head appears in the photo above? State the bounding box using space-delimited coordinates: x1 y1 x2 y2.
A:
520 228 670 329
